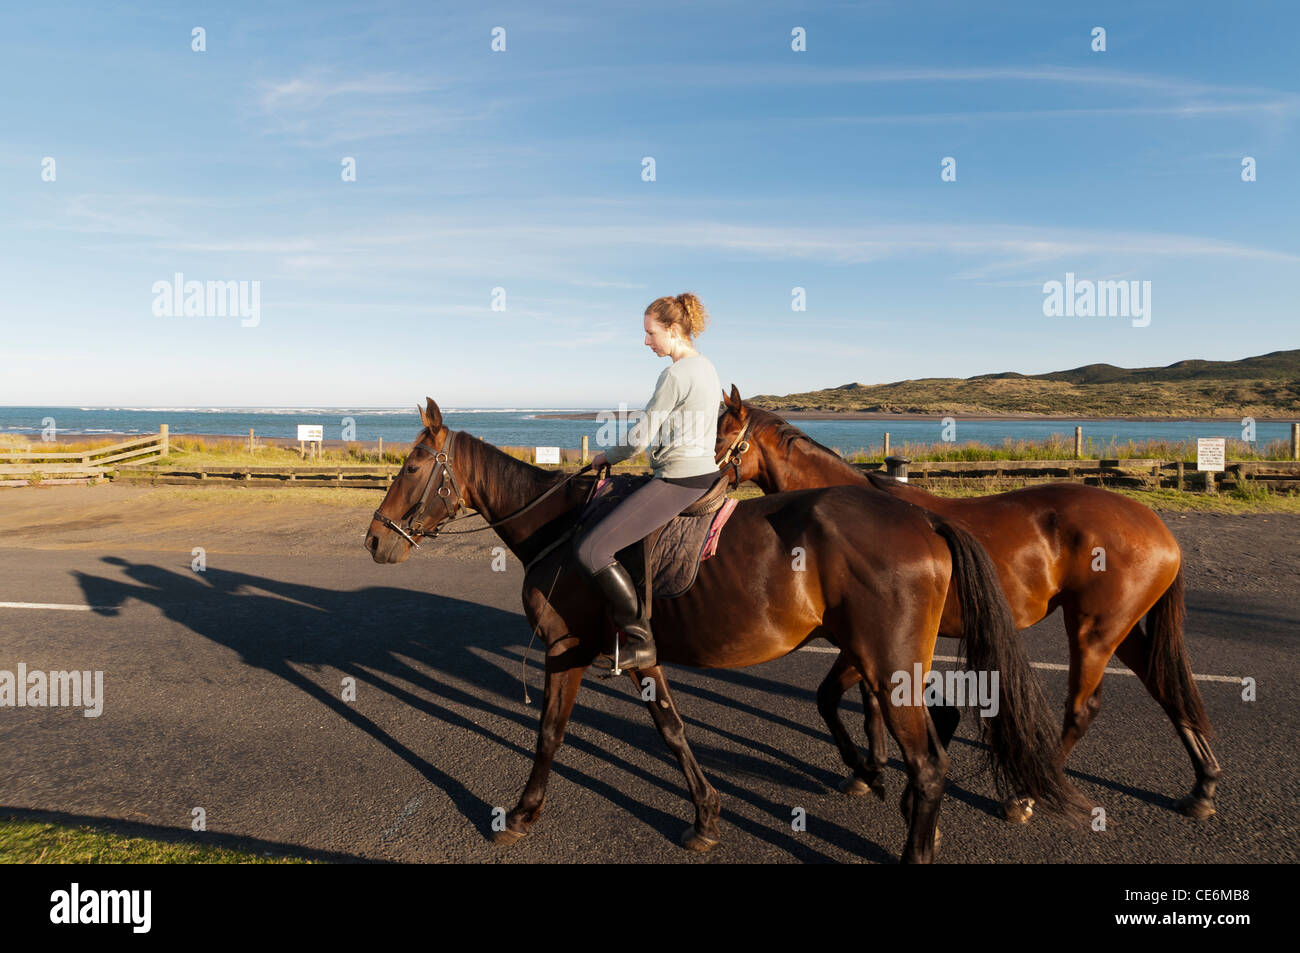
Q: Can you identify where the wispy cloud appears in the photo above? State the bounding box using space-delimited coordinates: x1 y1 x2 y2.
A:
251 70 496 145
256 73 441 110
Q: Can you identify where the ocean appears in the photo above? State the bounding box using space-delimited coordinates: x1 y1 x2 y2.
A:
0 406 1291 452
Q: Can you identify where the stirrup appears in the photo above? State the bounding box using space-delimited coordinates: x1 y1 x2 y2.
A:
610 631 657 674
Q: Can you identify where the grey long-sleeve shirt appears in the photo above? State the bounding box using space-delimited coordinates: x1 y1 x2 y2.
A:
601 354 722 478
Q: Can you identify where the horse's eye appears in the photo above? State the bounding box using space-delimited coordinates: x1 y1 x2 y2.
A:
406 465 419 473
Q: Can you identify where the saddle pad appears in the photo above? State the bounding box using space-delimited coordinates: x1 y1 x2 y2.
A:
577 474 736 599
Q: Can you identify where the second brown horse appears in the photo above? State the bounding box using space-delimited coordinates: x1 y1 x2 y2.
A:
715 386 1219 822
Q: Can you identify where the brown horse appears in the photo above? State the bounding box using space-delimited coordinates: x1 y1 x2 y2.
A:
364 398 1089 862
715 386 1219 822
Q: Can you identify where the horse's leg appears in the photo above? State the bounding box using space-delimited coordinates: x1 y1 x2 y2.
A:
496 636 594 844
877 689 948 864
626 665 723 850
1113 623 1221 819
817 654 885 799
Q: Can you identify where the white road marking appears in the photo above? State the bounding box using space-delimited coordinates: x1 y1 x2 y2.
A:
797 645 1243 683
0 601 112 611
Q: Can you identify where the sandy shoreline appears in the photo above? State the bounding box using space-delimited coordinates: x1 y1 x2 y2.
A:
26 433 393 451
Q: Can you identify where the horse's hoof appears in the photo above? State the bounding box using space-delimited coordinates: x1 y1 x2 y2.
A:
1002 797 1035 824
838 775 886 800
493 827 528 846
680 826 720 853
1176 794 1216 820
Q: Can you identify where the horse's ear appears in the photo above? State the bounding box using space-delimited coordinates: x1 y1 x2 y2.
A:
420 397 443 431
728 383 747 420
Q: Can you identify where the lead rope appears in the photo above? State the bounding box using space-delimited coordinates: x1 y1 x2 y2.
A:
519 461 610 705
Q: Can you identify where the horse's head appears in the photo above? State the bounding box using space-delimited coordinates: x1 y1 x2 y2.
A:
715 383 769 489
365 397 466 564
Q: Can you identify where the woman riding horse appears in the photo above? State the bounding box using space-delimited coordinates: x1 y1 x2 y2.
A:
577 293 722 669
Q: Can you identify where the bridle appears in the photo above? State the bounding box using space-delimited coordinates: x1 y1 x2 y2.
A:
370 430 468 549
371 429 598 550
714 417 751 483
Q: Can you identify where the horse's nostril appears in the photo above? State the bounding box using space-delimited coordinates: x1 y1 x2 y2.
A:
365 534 378 553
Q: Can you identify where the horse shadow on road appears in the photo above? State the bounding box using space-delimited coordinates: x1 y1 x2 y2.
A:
73 555 902 862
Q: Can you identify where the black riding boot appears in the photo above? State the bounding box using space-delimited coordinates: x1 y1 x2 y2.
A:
590 561 657 669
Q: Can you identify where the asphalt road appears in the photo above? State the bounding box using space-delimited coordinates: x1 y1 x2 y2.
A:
1 521 1295 863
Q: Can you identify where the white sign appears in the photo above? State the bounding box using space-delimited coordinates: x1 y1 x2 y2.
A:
535 446 560 464
1197 438 1225 472
297 425 323 442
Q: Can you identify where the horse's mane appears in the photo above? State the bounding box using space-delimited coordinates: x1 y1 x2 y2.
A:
743 405 843 461
423 426 570 505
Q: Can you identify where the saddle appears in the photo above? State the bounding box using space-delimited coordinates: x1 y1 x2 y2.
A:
573 472 739 614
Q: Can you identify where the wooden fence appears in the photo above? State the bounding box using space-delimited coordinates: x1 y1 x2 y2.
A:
115 464 396 488
0 428 170 486
859 457 1300 492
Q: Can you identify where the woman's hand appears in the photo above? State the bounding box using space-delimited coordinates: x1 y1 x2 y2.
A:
589 451 607 469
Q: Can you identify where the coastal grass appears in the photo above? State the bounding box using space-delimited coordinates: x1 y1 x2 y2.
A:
132 434 1298 468
0 815 311 864
143 437 595 468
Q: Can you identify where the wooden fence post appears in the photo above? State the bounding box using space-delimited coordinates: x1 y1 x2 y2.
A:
160 424 169 457
1175 460 1184 492
378 437 383 462
1074 426 1082 460
883 432 890 457
1292 423 1299 461
582 435 589 465
249 429 255 453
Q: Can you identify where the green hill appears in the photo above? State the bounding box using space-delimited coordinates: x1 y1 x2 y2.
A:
748 350 1300 417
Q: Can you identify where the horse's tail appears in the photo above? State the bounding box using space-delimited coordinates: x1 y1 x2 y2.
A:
932 516 1092 824
1141 565 1212 736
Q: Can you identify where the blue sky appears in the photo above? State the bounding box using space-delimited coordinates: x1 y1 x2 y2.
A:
2 1 1297 407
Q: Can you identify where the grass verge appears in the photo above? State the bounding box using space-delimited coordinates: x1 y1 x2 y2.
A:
0 815 312 864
